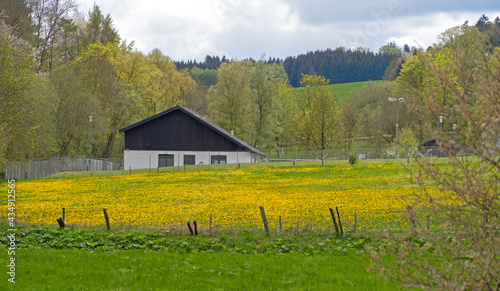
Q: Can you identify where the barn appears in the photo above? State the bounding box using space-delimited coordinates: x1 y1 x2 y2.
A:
119 106 265 170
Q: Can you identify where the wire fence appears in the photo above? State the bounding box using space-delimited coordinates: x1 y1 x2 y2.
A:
5 156 123 180
5 144 471 180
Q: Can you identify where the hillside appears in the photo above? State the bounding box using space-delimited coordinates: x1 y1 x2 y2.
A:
291 80 381 104
176 49 397 87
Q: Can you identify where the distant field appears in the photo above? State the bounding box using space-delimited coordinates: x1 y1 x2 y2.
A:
328 80 381 104
292 80 382 104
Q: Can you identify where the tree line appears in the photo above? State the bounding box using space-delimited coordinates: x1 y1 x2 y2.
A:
176 48 399 88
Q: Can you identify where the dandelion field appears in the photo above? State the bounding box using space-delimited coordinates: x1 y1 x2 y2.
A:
11 163 429 233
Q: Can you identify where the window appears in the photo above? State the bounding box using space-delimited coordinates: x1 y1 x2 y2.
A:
211 155 227 164
184 155 195 166
158 154 174 167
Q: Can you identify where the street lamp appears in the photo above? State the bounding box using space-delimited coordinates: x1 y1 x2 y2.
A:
452 123 457 156
439 116 443 157
388 97 404 159
89 116 93 171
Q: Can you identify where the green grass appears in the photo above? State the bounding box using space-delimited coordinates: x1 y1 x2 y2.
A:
290 80 381 104
0 225 399 290
47 156 454 179
1 247 398 290
327 80 381 104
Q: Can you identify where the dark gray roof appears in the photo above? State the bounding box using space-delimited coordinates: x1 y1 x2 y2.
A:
119 105 265 156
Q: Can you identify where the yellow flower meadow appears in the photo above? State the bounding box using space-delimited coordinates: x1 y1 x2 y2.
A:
12 164 435 231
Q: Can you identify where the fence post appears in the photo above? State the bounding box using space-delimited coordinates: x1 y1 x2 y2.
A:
267 150 269 167
193 220 198 235
406 206 417 235
336 207 343 235
426 214 430 231
279 215 282 233
103 208 111 230
354 213 357 234
56 217 65 228
259 206 270 235
209 214 213 231
187 221 194 235
62 208 65 224
329 208 339 233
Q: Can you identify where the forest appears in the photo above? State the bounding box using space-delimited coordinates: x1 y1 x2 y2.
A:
1 0 499 174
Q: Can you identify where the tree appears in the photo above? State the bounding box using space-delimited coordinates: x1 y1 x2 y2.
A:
274 79 295 153
208 60 254 142
83 4 120 46
31 0 76 71
74 42 140 158
0 0 32 41
341 101 358 151
1 20 56 172
371 38 500 291
190 67 217 87
294 74 343 155
50 64 104 156
146 48 196 115
250 59 286 150
350 81 408 146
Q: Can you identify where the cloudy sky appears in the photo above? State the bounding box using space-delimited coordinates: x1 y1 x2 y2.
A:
75 0 500 61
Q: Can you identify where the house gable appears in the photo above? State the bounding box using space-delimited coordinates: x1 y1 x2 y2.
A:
119 106 263 155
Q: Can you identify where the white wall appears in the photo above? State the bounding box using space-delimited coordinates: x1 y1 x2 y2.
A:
123 150 262 170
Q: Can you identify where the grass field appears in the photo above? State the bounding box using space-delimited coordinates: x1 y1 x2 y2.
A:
2 161 440 290
0 247 398 290
291 80 381 104
327 80 381 104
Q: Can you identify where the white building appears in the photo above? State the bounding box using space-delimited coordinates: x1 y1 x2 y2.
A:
119 106 265 170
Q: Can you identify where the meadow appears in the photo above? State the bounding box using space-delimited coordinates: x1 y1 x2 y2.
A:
13 163 425 233
1 161 435 289
291 80 382 104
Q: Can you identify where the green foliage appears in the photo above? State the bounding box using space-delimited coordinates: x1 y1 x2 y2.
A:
295 74 343 150
348 153 357 165
283 48 396 87
0 23 57 171
373 28 500 290
0 225 370 254
190 67 218 87
84 3 120 46
207 60 292 151
208 60 254 142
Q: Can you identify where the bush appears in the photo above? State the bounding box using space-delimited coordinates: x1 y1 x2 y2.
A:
348 153 357 165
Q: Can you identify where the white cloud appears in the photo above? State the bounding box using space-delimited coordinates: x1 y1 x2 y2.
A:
75 0 500 60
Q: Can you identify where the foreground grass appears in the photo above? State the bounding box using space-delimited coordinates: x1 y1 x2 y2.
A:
1 248 398 290
0 225 399 290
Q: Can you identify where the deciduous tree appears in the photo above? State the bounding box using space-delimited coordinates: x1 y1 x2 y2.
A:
208 60 254 142
294 74 343 153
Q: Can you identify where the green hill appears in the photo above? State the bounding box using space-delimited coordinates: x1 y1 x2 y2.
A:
291 80 381 104
327 80 381 104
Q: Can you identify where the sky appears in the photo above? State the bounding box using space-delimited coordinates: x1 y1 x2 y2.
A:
75 0 500 62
